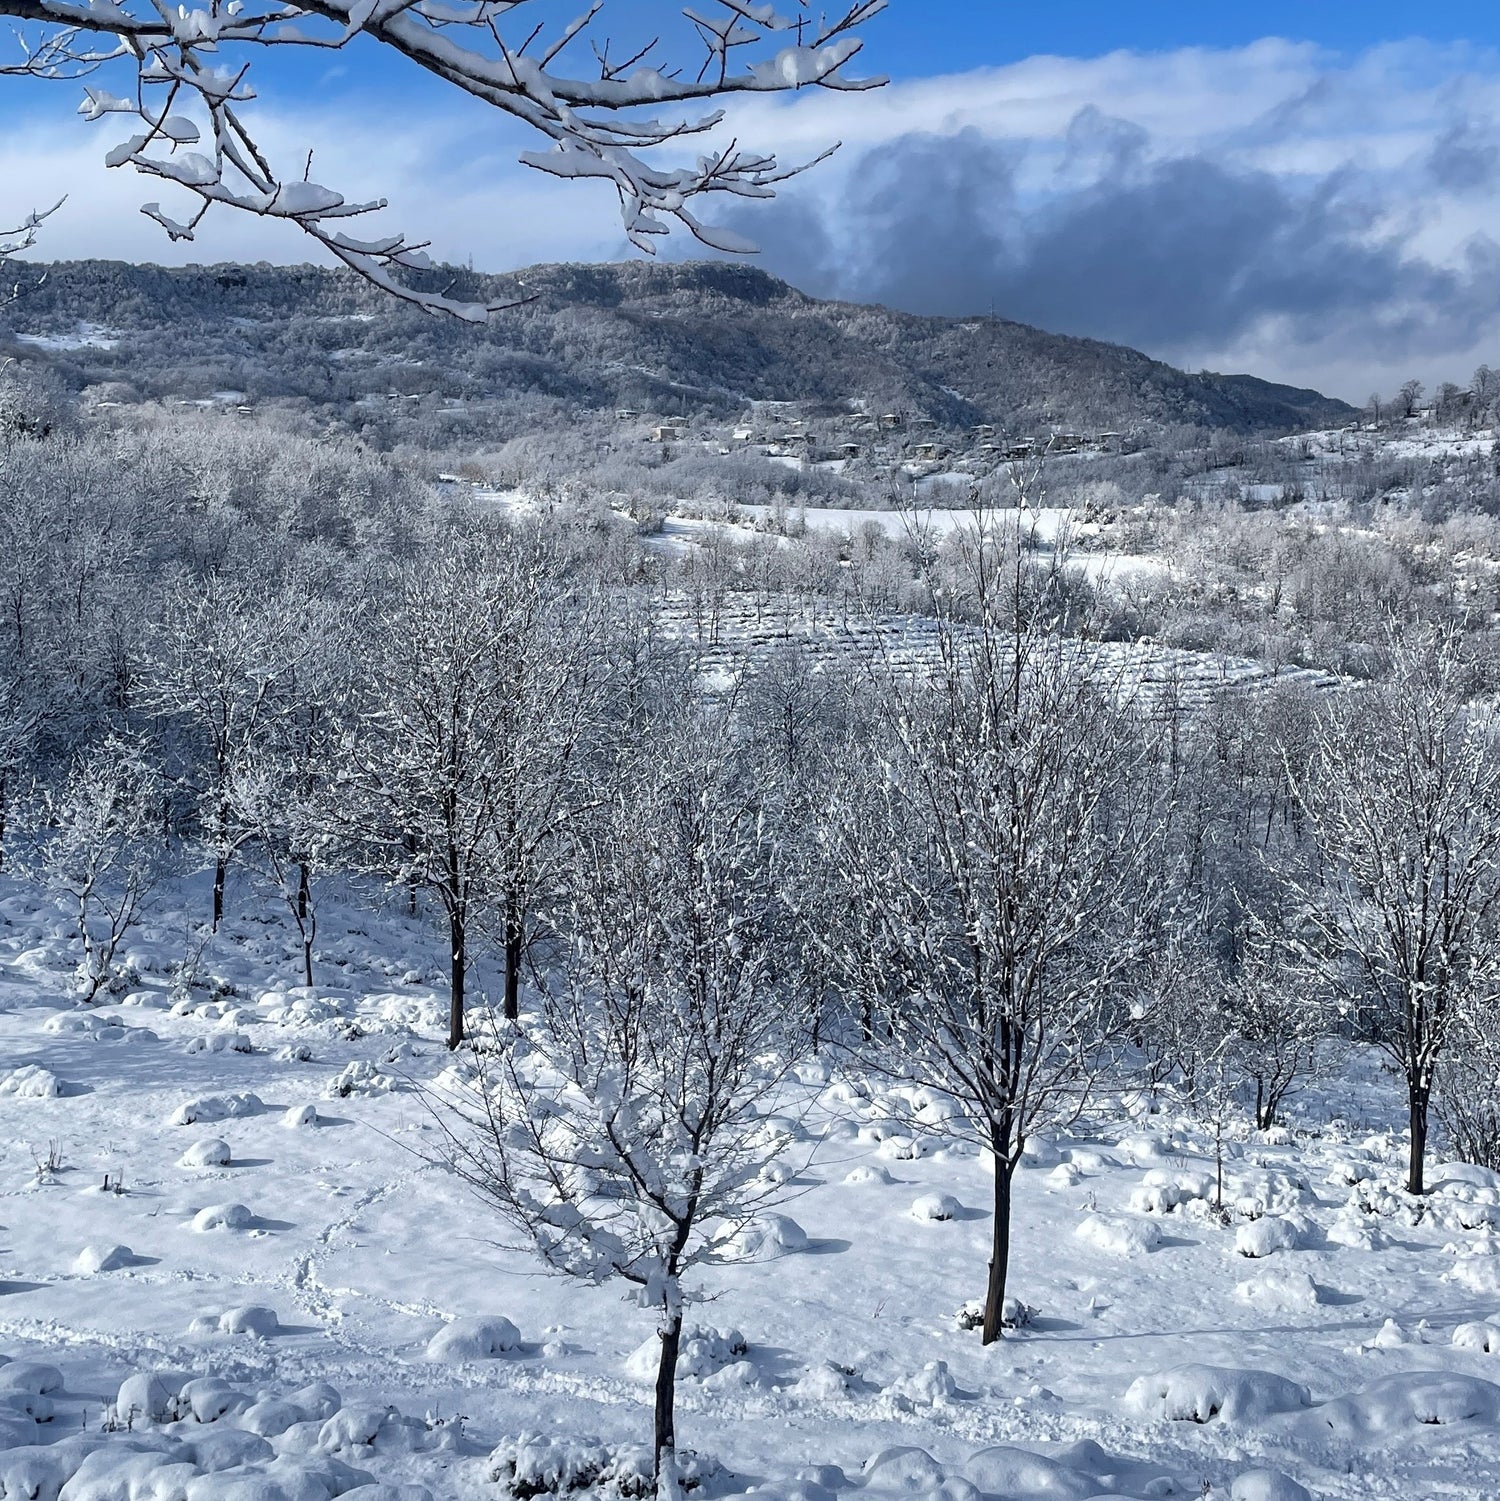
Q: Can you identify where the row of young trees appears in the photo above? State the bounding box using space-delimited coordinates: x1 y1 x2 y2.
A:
8 479 1500 1487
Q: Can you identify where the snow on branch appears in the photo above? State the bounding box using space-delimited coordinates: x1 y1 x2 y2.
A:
0 199 63 304
0 0 888 318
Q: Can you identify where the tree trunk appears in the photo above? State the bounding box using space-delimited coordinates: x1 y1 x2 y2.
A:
447 907 466 1051
297 862 314 989
212 855 227 932
981 1145 1013 1345
1408 1080 1429 1195
653 1308 683 1496
503 906 522 1023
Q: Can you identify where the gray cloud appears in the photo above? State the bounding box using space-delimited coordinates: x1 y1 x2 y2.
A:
717 113 1500 392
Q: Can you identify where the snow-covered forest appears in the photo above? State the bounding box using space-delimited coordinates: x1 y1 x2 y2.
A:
5 331 1500 1501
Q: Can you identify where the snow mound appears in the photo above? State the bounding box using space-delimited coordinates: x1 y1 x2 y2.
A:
1308 1372 1500 1438
1020 1136 1061 1168
74 1243 134 1274
1235 1215 1305 1258
183 1030 253 1055
0 1363 63 1395
717 1213 808 1261
1454 1321 1500 1353
326 1060 398 1098
1074 1213 1162 1255
0 1065 63 1098
1234 1269 1323 1312
169 1092 262 1126
191 1202 254 1232
795 1362 852 1399
1231 1471 1312 1501
844 1165 891 1186
1117 1132 1171 1164
1363 1318 1411 1350
1327 1213 1388 1251
427 1316 521 1362
625 1326 746 1382
702 1359 763 1393
961 1442 1166 1500
910 1193 961 1222
884 1360 959 1408
179 1138 232 1168
116 1372 178 1424
487 1433 696 1498
1130 1169 1213 1215
218 1305 281 1337
1122 1364 1311 1424
283 1103 320 1127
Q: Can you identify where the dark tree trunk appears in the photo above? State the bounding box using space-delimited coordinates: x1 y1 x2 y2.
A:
297 862 314 989
981 1144 1013 1345
653 1310 682 1490
447 907 466 1051
1408 1080 1429 1195
212 855 227 932
504 929 523 1022
503 888 522 1022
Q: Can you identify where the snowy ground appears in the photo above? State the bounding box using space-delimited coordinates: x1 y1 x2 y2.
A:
4 873 1499 1500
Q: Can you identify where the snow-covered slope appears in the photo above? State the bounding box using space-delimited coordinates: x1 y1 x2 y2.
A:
0 873 1494 1500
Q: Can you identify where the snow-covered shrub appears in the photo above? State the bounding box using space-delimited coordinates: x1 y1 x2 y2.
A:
884 1361 959 1409
325 1060 397 1099
218 1305 281 1336
168 1092 262 1126
910 1193 961 1222
426 1316 520 1362
1233 1269 1322 1311
74 1243 134 1274
0 1065 62 1099
178 1138 231 1168
1231 1470 1312 1501
487 1434 716 1498
714 1213 808 1262
1122 1364 1311 1424
1074 1213 1162 1255
191 1202 254 1232
624 1327 746 1383
1235 1215 1305 1258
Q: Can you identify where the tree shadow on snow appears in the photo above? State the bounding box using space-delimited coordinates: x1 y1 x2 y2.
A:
801 1238 853 1256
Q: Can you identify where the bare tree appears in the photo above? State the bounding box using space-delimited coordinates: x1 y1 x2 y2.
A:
223 585 350 988
18 736 163 1002
140 572 289 931
1291 628 1500 1195
344 522 602 1045
428 693 801 1495
813 503 1167 1344
3 3 884 315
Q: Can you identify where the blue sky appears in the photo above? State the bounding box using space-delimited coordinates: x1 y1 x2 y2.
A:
9 3 1500 398
861 2 1500 78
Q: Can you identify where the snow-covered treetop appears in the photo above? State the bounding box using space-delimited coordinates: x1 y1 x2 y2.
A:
3 0 887 317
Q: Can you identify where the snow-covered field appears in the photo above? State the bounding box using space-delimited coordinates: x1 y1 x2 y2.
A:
650 595 1339 706
5 873 1500 1500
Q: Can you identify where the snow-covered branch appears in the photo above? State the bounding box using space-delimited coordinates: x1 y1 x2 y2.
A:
2 0 887 317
